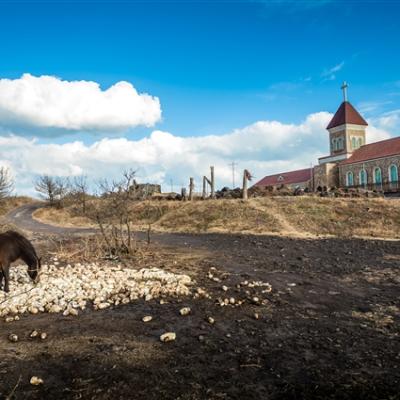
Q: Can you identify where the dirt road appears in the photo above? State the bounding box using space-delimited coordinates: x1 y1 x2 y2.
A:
0 205 399 399
4 203 95 236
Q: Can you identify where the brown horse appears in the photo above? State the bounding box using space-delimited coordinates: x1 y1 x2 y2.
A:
0 231 41 292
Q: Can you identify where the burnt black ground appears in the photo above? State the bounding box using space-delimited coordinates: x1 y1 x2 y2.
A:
0 206 399 399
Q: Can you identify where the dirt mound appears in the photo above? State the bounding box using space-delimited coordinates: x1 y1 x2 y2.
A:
32 196 400 239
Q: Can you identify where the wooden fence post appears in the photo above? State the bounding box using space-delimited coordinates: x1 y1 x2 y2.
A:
242 169 252 200
210 166 215 199
189 177 194 201
242 170 248 200
202 176 206 200
181 187 187 201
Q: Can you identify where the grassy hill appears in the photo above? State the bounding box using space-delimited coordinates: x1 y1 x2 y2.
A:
33 196 400 240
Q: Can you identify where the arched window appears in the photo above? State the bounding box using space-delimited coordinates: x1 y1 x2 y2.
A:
351 137 357 149
331 138 336 151
389 164 398 183
359 169 367 186
358 137 363 147
373 167 382 184
346 171 354 187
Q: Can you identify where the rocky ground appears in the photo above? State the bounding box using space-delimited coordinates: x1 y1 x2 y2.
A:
0 232 398 399
0 206 399 399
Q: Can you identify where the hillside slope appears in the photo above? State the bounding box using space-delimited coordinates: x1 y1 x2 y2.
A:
33 197 400 240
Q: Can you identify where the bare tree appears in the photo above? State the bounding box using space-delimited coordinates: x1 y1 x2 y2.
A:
35 175 57 206
55 177 71 207
35 175 70 207
0 167 13 200
72 175 89 214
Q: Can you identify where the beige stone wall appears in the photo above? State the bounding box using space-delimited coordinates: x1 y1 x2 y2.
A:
329 126 366 156
330 129 347 156
313 163 339 189
269 180 311 190
339 155 400 187
287 180 311 190
346 129 365 152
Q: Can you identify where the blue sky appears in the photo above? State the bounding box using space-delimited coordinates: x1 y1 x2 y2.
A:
0 0 399 193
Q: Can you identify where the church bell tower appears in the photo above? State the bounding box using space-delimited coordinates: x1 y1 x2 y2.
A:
325 82 368 162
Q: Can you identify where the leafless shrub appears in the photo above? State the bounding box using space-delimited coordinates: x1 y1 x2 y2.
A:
0 167 13 200
48 235 111 263
88 169 138 258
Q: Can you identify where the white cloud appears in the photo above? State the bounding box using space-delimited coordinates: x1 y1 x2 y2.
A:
0 111 392 196
0 74 161 133
373 109 400 131
321 61 344 81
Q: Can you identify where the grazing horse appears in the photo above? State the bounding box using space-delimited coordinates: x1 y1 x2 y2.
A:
0 231 41 292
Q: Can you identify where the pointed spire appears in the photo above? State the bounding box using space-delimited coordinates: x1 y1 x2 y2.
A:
327 101 368 129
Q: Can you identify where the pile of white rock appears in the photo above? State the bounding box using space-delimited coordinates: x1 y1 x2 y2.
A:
0 262 192 317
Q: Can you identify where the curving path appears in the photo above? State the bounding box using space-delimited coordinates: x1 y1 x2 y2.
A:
2 203 208 249
3 203 95 235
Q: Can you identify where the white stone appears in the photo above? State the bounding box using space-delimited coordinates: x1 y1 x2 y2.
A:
179 307 191 316
0 263 192 318
30 376 44 385
8 333 18 342
160 332 176 342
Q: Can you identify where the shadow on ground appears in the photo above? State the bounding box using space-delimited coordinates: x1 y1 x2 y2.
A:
0 233 399 399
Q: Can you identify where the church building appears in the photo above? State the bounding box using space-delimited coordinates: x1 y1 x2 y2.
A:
254 83 400 192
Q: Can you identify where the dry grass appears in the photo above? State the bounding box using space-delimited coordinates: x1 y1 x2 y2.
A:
32 197 400 239
33 206 94 228
262 196 400 239
0 197 34 236
130 199 281 234
0 196 33 217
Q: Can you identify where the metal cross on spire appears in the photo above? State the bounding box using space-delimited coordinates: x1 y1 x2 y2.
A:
341 81 349 102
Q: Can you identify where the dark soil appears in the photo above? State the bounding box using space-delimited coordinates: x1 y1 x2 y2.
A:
0 230 399 399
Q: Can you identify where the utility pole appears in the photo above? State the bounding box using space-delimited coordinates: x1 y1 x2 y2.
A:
228 161 238 189
210 166 215 199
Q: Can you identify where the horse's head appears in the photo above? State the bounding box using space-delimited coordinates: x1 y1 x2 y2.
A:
28 257 41 283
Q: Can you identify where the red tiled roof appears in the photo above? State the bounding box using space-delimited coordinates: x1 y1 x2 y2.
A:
254 168 312 187
341 136 400 165
327 101 368 129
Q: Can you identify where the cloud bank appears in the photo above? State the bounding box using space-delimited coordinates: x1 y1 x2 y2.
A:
0 74 161 133
0 112 391 196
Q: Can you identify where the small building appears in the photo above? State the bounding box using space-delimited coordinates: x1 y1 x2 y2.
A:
253 168 312 190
